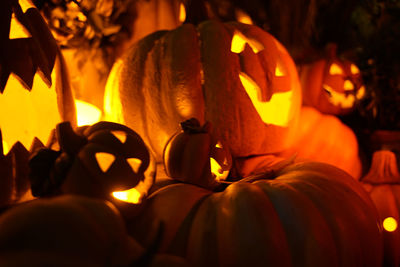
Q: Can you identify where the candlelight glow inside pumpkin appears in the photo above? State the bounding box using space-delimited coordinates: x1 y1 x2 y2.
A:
0 0 75 151
75 100 102 127
383 217 398 232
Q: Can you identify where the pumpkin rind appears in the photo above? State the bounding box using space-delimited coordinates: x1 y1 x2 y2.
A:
104 20 301 161
129 162 382 266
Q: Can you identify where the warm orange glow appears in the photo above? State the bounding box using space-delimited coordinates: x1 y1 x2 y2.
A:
111 131 127 144
231 31 264 53
2 140 9 155
95 152 115 173
9 13 31 39
275 61 287 77
104 60 125 124
323 84 355 108
127 158 142 173
329 63 343 75
112 188 141 204
239 72 293 126
210 157 229 181
356 86 366 99
350 63 360 74
75 99 102 126
0 72 61 151
383 217 398 232
179 3 186 23
344 80 354 91
235 9 253 25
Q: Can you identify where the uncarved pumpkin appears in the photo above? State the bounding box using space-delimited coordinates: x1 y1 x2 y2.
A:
129 161 382 266
279 106 362 179
104 20 302 161
361 150 400 266
0 0 76 151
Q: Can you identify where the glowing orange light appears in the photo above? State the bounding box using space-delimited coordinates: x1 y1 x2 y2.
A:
1 140 9 155
329 63 343 75
383 217 398 232
112 188 141 204
179 3 186 23
231 32 264 54
75 99 102 126
210 157 229 181
235 9 253 25
239 72 293 126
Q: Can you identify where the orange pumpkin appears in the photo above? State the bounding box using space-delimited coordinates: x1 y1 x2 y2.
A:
104 20 302 161
163 118 231 189
361 150 400 266
129 162 382 266
279 106 362 179
299 46 365 115
0 129 32 207
29 121 155 216
0 0 76 152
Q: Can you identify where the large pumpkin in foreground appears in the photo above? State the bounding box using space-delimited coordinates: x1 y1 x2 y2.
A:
104 20 302 161
0 0 76 152
129 162 382 266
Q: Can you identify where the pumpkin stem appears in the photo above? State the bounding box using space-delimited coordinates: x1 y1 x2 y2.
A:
183 0 214 25
361 150 400 184
180 118 211 134
56 122 87 156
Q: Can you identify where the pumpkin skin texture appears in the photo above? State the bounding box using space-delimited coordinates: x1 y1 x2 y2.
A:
0 195 142 266
129 162 382 266
0 0 76 151
279 106 362 179
104 20 302 161
29 121 155 215
163 118 232 189
299 54 364 115
361 150 400 266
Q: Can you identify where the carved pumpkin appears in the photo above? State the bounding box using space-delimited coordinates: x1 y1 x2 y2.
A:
104 20 302 161
129 162 382 266
279 106 362 179
163 118 231 189
0 0 76 151
0 129 32 207
299 46 365 115
360 150 400 266
29 121 155 214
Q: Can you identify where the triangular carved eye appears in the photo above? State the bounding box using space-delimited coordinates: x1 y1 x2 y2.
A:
231 31 264 54
111 131 127 144
128 158 142 173
9 13 32 39
350 64 360 75
96 152 115 173
329 63 343 75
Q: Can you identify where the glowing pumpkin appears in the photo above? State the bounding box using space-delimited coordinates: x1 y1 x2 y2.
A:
279 106 362 179
0 0 76 151
104 20 301 161
299 46 365 115
361 150 400 266
163 118 232 189
129 161 382 266
29 121 155 216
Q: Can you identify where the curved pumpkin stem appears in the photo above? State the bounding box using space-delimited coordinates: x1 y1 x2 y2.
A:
180 118 211 134
361 150 400 184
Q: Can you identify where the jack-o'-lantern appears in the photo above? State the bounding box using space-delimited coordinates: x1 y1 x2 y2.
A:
299 45 365 115
29 121 155 216
0 0 76 152
129 161 382 266
163 118 232 189
361 150 400 266
0 129 32 207
104 20 301 161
